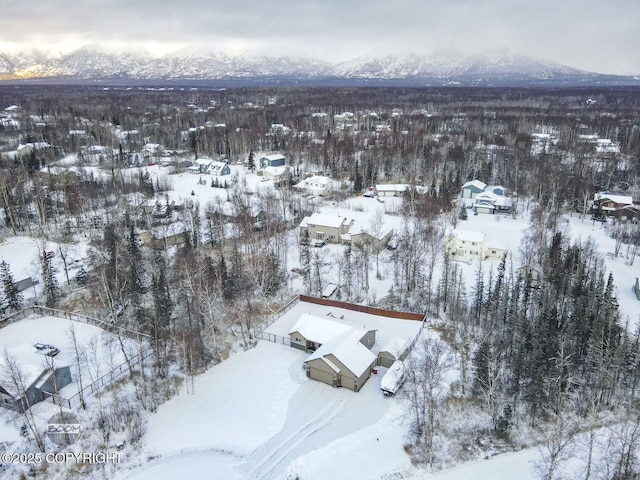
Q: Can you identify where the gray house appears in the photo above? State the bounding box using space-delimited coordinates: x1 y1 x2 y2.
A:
304 329 377 392
289 314 377 392
1 365 72 412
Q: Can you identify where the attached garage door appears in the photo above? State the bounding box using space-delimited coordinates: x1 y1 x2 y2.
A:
340 374 356 391
309 366 336 387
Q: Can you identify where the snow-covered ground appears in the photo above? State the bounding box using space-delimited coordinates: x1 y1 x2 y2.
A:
0 236 89 301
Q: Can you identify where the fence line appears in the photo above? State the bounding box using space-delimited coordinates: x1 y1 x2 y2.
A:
252 296 299 343
0 305 150 342
44 346 154 409
253 331 291 346
299 295 424 320
406 313 429 355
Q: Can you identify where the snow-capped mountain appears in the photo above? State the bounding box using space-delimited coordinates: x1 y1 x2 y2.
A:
0 45 636 85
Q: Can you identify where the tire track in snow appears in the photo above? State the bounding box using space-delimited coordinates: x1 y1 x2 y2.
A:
236 387 346 480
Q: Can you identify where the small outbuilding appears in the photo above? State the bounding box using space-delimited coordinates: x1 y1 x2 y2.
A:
377 336 409 368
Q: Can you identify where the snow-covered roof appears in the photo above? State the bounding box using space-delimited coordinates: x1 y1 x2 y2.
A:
594 192 633 206
261 153 285 161
306 328 376 378
451 229 485 243
210 161 228 171
300 213 351 229
322 283 339 298
289 314 352 344
375 184 407 193
462 180 486 191
380 336 409 358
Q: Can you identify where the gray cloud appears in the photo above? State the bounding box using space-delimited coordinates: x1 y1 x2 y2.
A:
1 0 638 74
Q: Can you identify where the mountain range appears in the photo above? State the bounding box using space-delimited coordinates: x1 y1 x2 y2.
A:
1 45 638 86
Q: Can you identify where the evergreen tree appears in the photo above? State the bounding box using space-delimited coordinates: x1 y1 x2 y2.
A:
41 250 59 307
353 160 364 193
247 150 256 172
0 260 22 312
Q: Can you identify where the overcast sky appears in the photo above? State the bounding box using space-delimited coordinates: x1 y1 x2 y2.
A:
1 0 639 75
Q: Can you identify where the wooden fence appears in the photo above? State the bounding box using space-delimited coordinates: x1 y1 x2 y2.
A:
299 295 424 320
0 305 151 342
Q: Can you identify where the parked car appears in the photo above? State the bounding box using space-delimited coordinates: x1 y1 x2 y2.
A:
310 239 326 247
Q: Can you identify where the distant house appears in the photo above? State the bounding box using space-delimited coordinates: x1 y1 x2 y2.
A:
289 314 377 392
209 161 231 176
473 191 512 215
295 175 335 197
139 222 188 249
261 166 288 182
592 192 634 216
611 204 640 222
142 143 164 158
15 144 34 159
377 337 409 368
461 180 487 199
260 153 286 168
346 227 394 254
300 213 354 244
447 230 485 261
375 184 408 197
517 265 543 282
484 241 508 260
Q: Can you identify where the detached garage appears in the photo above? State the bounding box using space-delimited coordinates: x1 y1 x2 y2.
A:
377 336 409 368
